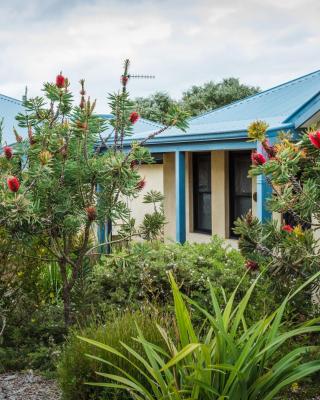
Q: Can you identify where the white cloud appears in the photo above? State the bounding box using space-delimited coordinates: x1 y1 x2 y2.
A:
0 0 319 112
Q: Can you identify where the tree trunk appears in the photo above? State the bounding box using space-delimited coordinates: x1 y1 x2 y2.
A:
59 259 72 327
62 284 72 327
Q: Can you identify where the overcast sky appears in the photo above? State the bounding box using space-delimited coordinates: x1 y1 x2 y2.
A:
0 0 320 112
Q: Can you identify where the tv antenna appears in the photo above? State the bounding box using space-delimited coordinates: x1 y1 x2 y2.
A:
121 59 155 93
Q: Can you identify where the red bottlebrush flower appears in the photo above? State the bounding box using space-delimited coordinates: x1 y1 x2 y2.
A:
137 178 146 191
7 176 20 192
129 112 139 124
282 224 293 233
308 130 320 149
251 151 266 166
3 146 13 159
121 75 129 85
85 206 97 221
56 74 65 88
245 260 259 271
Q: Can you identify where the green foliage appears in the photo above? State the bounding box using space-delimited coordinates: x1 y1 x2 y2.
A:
133 79 260 123
79 272 320 400
133 92 179 125
139 190 165 241
0 63 188 325
90 237 274 321
235 121 320 319
57 311 170 400
181 78 260 117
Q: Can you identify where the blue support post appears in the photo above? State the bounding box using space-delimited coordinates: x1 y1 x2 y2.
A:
175 151 186 243
96 184 112 254
256 141 273 222
97 221 106 254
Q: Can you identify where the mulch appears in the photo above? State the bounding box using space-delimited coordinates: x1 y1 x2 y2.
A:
0 373 61 400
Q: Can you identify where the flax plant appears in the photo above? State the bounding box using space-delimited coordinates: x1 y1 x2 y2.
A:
79 271 320 400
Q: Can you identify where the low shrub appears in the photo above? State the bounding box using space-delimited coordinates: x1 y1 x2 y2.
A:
91 237 276 321
57 310 171 400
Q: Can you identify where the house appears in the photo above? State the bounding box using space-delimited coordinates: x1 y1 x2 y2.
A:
114 69 320 245
2 70 320 247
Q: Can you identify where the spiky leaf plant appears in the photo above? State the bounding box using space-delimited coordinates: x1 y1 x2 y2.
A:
79 271 320 400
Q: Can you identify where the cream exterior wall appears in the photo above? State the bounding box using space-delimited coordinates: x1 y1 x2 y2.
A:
129 150 258 244
163 153 176 241
127 163 164 227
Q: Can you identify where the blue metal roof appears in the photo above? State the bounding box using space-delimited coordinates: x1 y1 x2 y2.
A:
0 94 25 145
2 69 320 150
120 69 320 146
99 114 164 136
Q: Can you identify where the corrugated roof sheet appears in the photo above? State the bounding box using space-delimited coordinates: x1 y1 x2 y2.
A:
0 94 24 145
120 69 320 143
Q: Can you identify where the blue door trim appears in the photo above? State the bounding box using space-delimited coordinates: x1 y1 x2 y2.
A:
175 151 186 243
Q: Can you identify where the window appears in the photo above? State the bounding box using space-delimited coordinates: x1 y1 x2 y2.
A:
193 153 212 233
229 151 252 237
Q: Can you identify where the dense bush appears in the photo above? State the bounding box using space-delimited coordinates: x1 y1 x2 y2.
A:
91 237 276 320
57 310 171 400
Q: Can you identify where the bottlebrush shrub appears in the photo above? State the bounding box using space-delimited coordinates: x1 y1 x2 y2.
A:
0 60 188 326
235 120 320 319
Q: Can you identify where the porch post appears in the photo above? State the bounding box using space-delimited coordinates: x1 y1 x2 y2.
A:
97 222 106 254
175 151 186 243
256 142 272 222
97 184 111 254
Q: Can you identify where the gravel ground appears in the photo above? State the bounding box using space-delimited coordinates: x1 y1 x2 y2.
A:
0 372 319 400
0 373 61 400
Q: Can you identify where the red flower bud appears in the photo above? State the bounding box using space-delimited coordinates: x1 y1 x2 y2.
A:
28 127 36 145
308 130 320 149
282 224 293 233
130 160 138 169
129 112 139 124
251 151 266 166
3 146 13 160
245 260 259 271
13 127 23 143
262 140 277 158
85 206 97 221
7 176 20 192
121 75 129 85
137 178 146 191
56 74 66 88
79 97 85 109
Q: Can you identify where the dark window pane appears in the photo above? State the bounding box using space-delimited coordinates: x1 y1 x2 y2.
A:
196 193 212 231
229 152 252 237
193 153 212 233
235 159 251 194
234 196 252 221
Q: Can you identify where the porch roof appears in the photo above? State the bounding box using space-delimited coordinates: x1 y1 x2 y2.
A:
112 69 320 148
